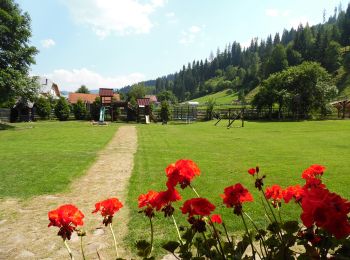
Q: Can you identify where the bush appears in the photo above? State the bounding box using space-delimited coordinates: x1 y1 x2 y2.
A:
35 97 51 119
205 98 216 120
160 101 171 124
90 97 101 121
54 97 70 121
72 99 87 120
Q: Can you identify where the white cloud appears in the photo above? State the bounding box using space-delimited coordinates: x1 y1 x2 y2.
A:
45 68 145 91
189 26 201 33
289 16 312 29
179 25 203 45
41 39 56 48
62 0 166 38
265 8 290 18
265 9 279 17
165 12 175 18
165 11 177 24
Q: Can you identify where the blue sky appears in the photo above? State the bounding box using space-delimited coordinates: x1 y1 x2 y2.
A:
17 0 349 91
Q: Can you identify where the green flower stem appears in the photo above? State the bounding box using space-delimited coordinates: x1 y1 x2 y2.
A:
109 223 119 258
149 217 154 256
63 239 74 260
222 222 232 246
261 192 284 241
189 184 200 198
240 213 257 260
244 212 268 258
172 215 183 245
201 231 214 259
277 204 283 223
80 236 86 260
209 220 226 260
261 197 274 224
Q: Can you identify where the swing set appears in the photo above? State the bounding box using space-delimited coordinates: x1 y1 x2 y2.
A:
214 108 245 128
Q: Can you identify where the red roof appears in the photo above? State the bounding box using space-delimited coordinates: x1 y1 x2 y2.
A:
99 88 114 97
137 98 150 106
68 93 99 104
145 95 158 103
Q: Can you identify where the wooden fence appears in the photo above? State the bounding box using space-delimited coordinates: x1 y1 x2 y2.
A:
0 108 10 122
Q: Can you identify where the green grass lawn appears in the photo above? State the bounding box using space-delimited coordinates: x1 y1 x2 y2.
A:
190 89 238 106
127 120 350 254
0 121 117 199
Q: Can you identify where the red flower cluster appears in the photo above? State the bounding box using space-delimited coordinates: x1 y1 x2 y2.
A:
48 204 84 240
282 185 304 203
302 164 326 180
153 188 182 211
265 185 283 207
301 187 350 239
181 198 215 217
92 198 123 226
138 188 182 217
166 159 200 189
138 190 159 218
221 183 253 215
210 214 222 224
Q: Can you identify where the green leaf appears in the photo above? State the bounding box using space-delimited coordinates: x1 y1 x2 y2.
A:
282 221 299 234
135 240 152 257
162 241 180 253
267 222 280 234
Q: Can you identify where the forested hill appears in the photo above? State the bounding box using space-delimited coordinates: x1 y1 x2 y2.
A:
122 3 350 103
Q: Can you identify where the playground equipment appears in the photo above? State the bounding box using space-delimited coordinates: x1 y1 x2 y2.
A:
99 106 105 122
214 108 244 128
173 102 198 123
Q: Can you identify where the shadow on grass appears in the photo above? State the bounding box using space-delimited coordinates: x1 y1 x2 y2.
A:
0 123 15 131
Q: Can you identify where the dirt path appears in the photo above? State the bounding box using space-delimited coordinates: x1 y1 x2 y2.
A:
0 125 137 260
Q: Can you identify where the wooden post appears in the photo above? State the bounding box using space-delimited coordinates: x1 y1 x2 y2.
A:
241 108 244 127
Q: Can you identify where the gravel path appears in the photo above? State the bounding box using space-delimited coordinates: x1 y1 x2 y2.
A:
0 125 137 260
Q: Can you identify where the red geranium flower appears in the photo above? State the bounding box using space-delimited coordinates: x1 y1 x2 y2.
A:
301 164 326 180
210 214 222 224
221 183 253 208
138 190 159 208
221 183 253 215
303 177 326 190
138 190 159 218
48 204 84 240
166 159 200 189
92 198 123 226
248 168 256 176
301 187 350 239
265 185 283 208
181 198 216 217
153 188 182 211
282 185 304 203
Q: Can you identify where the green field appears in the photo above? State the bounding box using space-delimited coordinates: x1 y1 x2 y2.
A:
0 121 117 198
190 89 238 106
127 120 350 253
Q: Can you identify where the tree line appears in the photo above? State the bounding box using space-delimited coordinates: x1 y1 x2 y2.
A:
144 3 350 108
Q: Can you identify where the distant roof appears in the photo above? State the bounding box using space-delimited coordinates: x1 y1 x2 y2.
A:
145 95 158 103
68 93 99 104
137 98 150 107
99 88 114 97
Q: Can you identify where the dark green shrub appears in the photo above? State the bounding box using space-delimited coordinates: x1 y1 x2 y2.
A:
73 99 87 120
205 98 216 120
90 97 101 121
35 97 51 119
54 97 70 121
160 101 171 124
